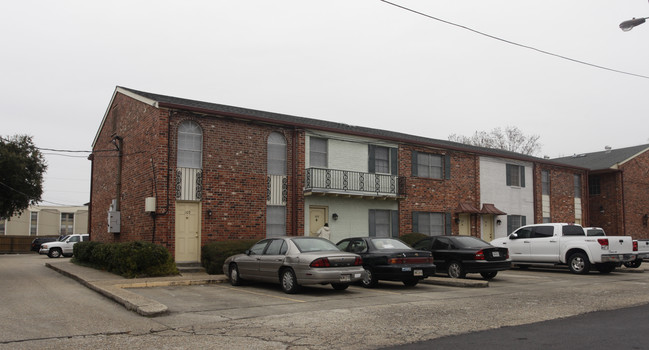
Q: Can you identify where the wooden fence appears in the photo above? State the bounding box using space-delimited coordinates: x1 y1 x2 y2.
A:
0 236 55 253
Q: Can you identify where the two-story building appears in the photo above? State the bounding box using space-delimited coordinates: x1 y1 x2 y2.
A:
90 86 587 262
1 205 88 236
555 144 649 238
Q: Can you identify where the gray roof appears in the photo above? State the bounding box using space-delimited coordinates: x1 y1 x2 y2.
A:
553 144 649 171
116 86 581 168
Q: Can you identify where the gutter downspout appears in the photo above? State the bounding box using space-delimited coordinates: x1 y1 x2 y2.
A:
292 127 298 236
87 153 94 239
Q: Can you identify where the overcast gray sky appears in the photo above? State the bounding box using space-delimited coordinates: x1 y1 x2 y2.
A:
2 0 648 206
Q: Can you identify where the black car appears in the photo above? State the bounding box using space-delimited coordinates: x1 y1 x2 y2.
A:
336 237 436 287
412 235 511 280
30 237 60 252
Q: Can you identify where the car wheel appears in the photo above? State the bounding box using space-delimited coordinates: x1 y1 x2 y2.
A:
48 248 62 258
331 283 349 291
624 260 642 268
361 267 378 288
229 264 243 286
402 279 419 287
447 261 466 278
480 271 498 280
568 252 591 274
280 268 300 294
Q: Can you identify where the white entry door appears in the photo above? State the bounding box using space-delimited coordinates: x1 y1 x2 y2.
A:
175 202 200 262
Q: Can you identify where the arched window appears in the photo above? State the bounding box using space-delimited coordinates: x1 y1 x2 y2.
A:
267 132 286 175
177 121 203 168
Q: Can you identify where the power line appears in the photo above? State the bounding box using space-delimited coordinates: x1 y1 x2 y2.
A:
379 0 649 80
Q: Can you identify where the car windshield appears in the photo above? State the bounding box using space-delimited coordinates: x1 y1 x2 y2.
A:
292 237 340 252
370 238 411 250
451 236 491 249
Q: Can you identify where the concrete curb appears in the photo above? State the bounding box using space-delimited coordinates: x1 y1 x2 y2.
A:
422 276 489 288
46 262 226 316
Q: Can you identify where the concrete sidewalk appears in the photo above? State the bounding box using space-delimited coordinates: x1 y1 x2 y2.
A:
46 260 487 317
46 260 227 316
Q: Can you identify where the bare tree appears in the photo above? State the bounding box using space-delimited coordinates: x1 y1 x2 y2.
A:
448 126 541 156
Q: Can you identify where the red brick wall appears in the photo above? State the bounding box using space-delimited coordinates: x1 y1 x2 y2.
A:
622 150 649 238
91 94 164 244
535 166 587 224
91 92 306 255
588 172 622 235
399 147 480 236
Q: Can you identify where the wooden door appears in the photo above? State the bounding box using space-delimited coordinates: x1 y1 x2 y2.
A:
175 202 200 262
309 207 327 237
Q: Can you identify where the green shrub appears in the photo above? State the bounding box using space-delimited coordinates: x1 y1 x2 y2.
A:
73 241 178 278
400 233 428 247
73 241 103 263
202 239 257 275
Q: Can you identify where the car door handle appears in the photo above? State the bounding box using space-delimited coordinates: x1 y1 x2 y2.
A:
550 240 557 243
523 240 531 243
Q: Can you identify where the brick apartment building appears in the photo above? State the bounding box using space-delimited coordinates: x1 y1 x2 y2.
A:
90 87 587 262
555 144 649 238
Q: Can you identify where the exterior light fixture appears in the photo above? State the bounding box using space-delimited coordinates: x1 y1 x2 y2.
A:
620 17 648 31
332 213 339 220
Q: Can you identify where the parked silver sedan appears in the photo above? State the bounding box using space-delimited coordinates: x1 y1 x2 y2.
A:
223 236 365 294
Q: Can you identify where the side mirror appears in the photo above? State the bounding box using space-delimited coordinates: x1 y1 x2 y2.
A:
509 233 519 240
245 249 252 255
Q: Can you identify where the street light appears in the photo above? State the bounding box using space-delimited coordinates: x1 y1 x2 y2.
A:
620 17 648 31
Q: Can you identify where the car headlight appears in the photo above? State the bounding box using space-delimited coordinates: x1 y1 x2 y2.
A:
41 245 48 249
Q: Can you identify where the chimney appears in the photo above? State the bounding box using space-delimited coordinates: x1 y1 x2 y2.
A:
605 146 612 153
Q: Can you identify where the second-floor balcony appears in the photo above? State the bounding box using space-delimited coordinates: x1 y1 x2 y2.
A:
305 168 403 199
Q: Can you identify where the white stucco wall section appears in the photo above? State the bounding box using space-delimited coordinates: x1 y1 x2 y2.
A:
480 156 534 239
304 197 398 243
305 131 397 171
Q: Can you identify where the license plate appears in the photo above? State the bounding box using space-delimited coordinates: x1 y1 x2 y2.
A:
493 251 500 257
413 269 423 276
402 267 412 272
340 274 351 282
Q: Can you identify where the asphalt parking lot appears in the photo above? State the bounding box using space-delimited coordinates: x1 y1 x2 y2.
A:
123 266 649 349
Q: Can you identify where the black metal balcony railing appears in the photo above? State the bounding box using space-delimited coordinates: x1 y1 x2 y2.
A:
305 168 400 196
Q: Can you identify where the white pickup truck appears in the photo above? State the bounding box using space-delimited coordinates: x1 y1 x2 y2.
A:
625 239 649 268
491 223 635 274
39 234 89 258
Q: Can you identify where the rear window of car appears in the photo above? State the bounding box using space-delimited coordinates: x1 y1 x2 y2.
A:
370 238 411 250
562 225 585 236
586 229 605 236
451 236 491 248
292 237 340 252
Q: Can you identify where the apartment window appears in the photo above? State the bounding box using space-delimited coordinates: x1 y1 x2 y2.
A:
310 137 327 168
177 121 203 168
413 212 448 236
414 152 443 179
369 145 397 175
266 206 286 237
507 215 527 234
574 174 582 198
589 175 601 195
374 147 390 174
30 212 38 236
60 213 74 235
369 209 398 238
506 164 525 187
267 132 287 175
541 170 550 195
